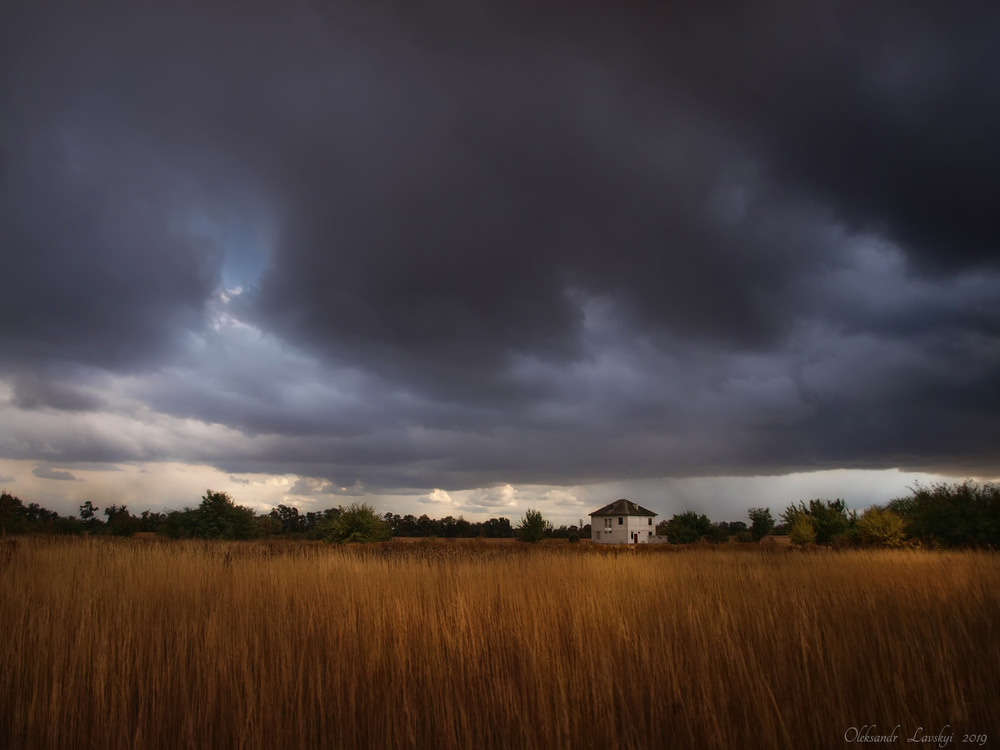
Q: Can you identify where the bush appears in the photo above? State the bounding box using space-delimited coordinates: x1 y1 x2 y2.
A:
788 514 817 546
857 508 906 547
781 499 851 544
323 503 392 544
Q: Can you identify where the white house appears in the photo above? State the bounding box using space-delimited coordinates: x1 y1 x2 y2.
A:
590 499 658 544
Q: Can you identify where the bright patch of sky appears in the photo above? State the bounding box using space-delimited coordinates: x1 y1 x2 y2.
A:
0 455 980 526
181 200 275 290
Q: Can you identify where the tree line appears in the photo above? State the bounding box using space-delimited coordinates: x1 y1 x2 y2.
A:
657 481 1000 548
2 480 999 547
0 490 567 543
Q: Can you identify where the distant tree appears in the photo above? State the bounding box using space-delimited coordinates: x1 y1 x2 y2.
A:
303 511 330 539
269 504 304 535
0 491 27 534
787 514 817 546
748 507 775 541
549 523 584 542
480 517 514 538
139 510 167 534
900 481 1000 547
782 499 851 545
382 513 518 539
383 513 403 536
164 508 198 538
453 517 474 537
322 502 392 543
387 514 415 537
660 512 713 544
416 514 439 537
856 507 906 547
104 504 139 536
706 523 729 544
256 515 283 537
52 515 85 535
24 502 59 526
516 509 547 543
704 521 747 543
440 516 463 538
194 490 258 540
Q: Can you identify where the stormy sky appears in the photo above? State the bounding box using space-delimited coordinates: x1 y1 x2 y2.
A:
2 0 998 521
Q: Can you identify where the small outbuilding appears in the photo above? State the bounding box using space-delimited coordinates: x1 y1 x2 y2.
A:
590 499 658 544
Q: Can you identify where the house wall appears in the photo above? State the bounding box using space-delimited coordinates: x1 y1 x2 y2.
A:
591 515 656 544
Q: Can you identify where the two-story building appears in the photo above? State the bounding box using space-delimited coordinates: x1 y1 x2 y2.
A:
590 499 658 544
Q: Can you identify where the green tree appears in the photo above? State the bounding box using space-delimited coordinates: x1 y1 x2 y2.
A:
194 490 258 540
748 507 775 541
24 502 58 527
660 511 713 544
781 499 851 544
856 507 906 547
164 508 198 538
787 514 816 546
887 481 1000 548
269 504 304 535
104 504 139 536
139 510 167 534
480 517 514 538
516 509 547 543
256 515 282 537
1 492 27 534
322 502 392 543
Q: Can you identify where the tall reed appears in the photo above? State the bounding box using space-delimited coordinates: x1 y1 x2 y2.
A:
2 537 997 748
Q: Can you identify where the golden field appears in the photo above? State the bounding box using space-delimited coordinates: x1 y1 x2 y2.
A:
1 537 998 749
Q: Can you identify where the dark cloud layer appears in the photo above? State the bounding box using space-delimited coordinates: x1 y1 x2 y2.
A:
32 467 78 481
1 0 999 488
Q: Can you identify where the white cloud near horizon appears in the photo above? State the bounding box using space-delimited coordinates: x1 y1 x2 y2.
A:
0 457 984 527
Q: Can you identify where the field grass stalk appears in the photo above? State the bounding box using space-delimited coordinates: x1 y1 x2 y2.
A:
2 538 998 748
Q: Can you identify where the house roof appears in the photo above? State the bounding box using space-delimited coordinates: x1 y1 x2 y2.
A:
589 498 657 518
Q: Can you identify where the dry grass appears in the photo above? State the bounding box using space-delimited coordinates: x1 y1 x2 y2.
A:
2 537 998 749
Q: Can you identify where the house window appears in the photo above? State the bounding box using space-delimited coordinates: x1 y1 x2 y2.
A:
618 517 623 525
648 531 652 537
648 517 652 525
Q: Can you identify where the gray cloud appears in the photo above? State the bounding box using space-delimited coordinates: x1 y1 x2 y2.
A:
287 478 332 496
1 1 998 493
10 371 106 412
32 467 78 481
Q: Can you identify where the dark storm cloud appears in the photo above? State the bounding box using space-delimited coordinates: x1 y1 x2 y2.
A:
2 0 999 485
0 123 224 371
0 42 223 371
244 0 1000 393
10 371 105 412
708 4 1000 273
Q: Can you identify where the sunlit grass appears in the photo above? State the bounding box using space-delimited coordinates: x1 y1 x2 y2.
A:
2 537 998 748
